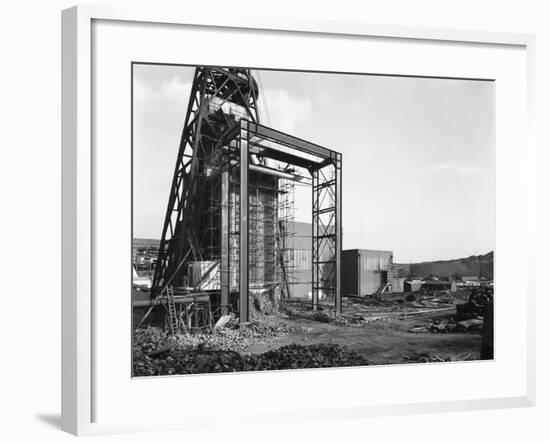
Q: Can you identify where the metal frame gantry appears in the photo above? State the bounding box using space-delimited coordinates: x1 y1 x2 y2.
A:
221 119 342 322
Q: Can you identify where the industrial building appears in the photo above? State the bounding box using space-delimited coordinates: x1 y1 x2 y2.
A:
287 221 313 299
137 67 343 332
278 225 407 299
341 249 402 296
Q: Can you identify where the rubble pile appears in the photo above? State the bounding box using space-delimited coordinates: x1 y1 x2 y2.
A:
252 343 370 371
280 293 459 328
280 299 333 322
134 320 296 355
280 299 368 326
408 316 485 334
133 341 371 376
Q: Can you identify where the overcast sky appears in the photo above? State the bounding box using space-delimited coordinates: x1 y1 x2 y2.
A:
133 64 494 263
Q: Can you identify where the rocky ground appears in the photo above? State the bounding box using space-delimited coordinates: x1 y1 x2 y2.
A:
133 323 371 376
133 290 485 376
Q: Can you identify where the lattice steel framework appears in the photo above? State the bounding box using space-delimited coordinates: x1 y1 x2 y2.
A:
152 67 259 294
312 155 342 313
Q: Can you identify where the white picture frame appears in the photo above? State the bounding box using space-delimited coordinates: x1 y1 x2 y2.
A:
62 5 536 436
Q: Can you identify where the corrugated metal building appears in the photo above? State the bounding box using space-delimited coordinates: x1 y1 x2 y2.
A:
282 226 403 299
285 221 340 299
342 249 400 296
288 221 313 298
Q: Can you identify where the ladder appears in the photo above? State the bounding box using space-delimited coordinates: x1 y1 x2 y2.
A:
166 286 179 334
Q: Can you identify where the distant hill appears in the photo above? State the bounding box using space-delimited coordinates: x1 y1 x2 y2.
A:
133 238 160 248
395 251 494 280
132 238 493 281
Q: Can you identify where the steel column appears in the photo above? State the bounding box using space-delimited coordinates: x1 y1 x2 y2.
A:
312 168 319 311
239 120 249 323
220 169 230 315
335 153 342 314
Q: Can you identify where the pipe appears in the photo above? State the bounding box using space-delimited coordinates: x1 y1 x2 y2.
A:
229 160 310 182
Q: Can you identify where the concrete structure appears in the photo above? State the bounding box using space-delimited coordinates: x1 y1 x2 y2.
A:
404 280 424 292
341 249 400 297
394 277 407 293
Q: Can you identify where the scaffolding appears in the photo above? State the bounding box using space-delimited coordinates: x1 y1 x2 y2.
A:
277 177 296 299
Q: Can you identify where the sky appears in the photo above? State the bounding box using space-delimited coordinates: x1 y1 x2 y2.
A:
133 64 494 263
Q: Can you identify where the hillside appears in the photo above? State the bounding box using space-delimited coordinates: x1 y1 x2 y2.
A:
395 251 494 280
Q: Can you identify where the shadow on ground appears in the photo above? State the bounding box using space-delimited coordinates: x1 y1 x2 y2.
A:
35 413 61 429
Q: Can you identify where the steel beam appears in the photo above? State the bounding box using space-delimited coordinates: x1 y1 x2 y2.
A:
239 120 249 323
249 122 333 159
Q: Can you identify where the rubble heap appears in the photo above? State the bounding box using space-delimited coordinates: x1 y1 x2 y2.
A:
133 323 371 376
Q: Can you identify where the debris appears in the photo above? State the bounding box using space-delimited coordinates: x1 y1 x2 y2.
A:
254 343 370 370
133 342 371 376
403 352 478 363
429 320 455 333
408 326 429 333
456 285 493 320
456 318 484 332
280 301 334 323
147 347 171 358
133 320 297 357
214 314 233 328
133 286 487 376
310 311 331 323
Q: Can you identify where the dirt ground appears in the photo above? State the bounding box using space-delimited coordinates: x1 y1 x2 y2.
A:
133 289 485 375
244 308 481 364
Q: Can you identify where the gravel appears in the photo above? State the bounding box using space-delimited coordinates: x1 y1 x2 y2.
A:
132 324 371 376
133 341 371 376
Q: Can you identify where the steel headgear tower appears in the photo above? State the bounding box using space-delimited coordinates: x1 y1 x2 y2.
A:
152 68 260 293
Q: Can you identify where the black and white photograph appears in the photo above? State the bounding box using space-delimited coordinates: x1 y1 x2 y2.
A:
131 64 495 376
2 0 546 438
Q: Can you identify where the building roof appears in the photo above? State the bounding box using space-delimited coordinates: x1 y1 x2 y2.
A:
343 249 393 256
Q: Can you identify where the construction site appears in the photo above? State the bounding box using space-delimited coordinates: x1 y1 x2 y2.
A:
132 66 494 376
